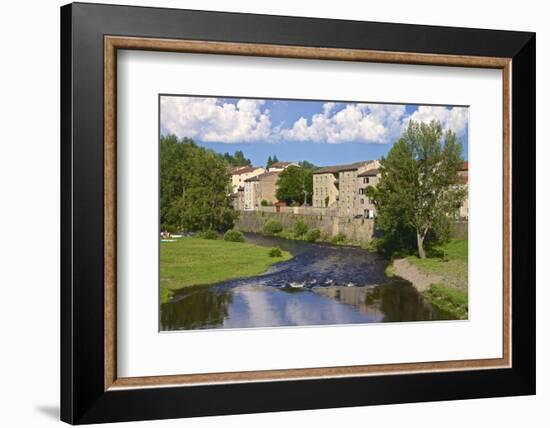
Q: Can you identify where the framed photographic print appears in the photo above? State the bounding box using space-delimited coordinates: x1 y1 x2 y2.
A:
61 2 536 424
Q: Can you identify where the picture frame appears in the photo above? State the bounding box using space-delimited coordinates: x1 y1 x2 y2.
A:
60 2 535 424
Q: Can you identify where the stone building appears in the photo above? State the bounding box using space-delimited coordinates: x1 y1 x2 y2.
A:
230 166 265 192
241 162 297 211
243 171 283 210
312 160 380 218
355 167 380 219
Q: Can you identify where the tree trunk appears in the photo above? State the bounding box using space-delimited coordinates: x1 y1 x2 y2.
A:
416 230 426 259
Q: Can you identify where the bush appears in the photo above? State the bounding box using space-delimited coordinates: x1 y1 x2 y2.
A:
223 229 245 242
260 200 273 207
331 232 347 244
293 220 308 237
268 247 283 257
161 223 180 234
197 229 218 240
306 228 321 242
263 220 283 235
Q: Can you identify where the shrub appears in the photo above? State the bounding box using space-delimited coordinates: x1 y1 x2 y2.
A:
197 229 218 240
161 223 179 234
331 232 347 244
263 220 283 235
261 199 269 206
224 229 245 242
268 247 283 257
293 220 309 237
306 228 321 242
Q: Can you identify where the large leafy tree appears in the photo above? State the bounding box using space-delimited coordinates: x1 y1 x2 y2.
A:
367 120 466 258
275 165 313 206
160 135 238 232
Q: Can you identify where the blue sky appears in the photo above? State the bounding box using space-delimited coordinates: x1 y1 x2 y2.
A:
160 96 469 167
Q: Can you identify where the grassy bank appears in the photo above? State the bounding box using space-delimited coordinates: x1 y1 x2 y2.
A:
160 237 292 303
422 284 468 320
405 239 468 289
389 239 468 319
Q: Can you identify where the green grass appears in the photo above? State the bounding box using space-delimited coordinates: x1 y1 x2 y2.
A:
384 263 395 278
422 283 468 320
405 239 468 289
160 237 292 300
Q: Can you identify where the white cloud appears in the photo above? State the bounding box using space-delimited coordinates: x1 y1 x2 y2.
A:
160 97 273 143
281 102 406 144
161 97 468 145
402 105 469 137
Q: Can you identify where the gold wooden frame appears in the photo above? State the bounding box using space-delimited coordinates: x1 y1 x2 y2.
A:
104 36 512 391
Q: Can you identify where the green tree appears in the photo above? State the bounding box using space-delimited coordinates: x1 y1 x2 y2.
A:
222 150 251 167
266 154 280 169
160 135 238 232
275 165 313 205
368 120 466 259
298 160 316 169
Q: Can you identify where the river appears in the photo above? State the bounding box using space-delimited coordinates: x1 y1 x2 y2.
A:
160 233 452 331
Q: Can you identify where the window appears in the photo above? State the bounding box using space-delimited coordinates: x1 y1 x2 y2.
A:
363 177 370 184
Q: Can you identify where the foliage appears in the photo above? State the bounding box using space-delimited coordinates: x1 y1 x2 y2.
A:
160 135 238 232
368 120 467 258
422 284 468 320
160 237 292 291
266 154 279 169
331 232 347 244
293 220 309 237
160 223 180 234
305 228 321 242
298 160 317 169
160 287 174 304
197 230 219 240
275 165 313 206
261 199 273 207
384 263 395 278
262 220 283 235
222 150 251 167
268 247 283 257
223 229 245 242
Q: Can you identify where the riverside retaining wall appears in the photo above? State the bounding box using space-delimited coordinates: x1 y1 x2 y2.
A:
236 210 468 243
236 209 375 242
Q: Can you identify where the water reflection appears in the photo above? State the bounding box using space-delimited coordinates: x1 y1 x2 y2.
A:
161 233 451 331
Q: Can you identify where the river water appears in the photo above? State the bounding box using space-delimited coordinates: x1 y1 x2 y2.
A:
161 233 452 331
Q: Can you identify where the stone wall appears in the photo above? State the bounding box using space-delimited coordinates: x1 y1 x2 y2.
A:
235 210 469 243
235 210 375 243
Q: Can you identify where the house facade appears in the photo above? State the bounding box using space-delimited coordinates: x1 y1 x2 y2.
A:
312 160 380 218
356 167 380 219
230 166 265 192
242 165 293 210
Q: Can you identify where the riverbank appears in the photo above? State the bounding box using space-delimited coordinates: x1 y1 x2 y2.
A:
387 239 468 320
160 237 292 303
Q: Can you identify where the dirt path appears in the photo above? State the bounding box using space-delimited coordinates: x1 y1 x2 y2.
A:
392 259 443 292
